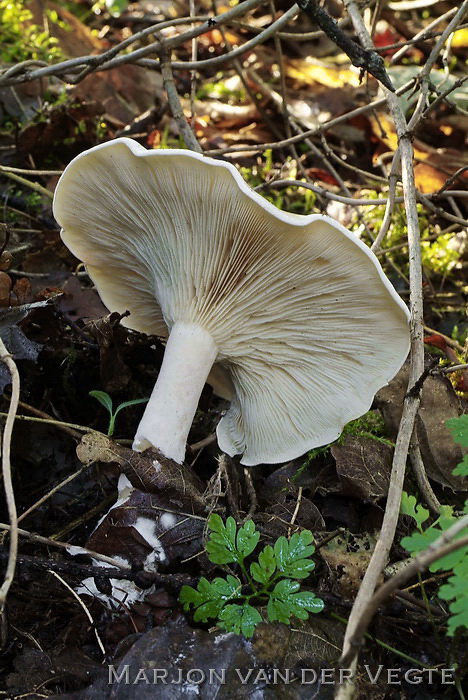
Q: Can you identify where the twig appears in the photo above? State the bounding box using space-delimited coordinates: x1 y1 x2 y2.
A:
0 338 20 612
336 0 428 691
418 3 468 84
0 412 97 435
0 0 265 87
389 6 458 65
340 517 468 668
422 75 468 118
160 48 202 153
288 486 303 536
0 521 131 569
15 399 83 438
416 193 468 228
0 167 54 200
47 569 106 658
189 0 198 130
243 467 258 521
156 4 300 71
424 325 465 354
437 363 468 375
189 433 217 452
204 79 417 155
0 166 62 176
370 151 400 252
231 15 350 40
408 440 441 516
297 0 394 90
17 465 91 524
48 569 106 656
259 178 395 205
436 166 468 196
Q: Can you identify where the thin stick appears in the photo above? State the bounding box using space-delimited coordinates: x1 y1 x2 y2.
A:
189 0 198 130
0 166 62 176
438 363 468 374
424 326 464 354
204 79 417 155
0 0 265 87
408 441 441 515
18 464 91 524
340 517 468 667
337 6 468 689
0 167 54 200
48 569 106 657
288 486 303 536
0 521 131 569
0 338 20 611
336 0 427 691
160 49 202 153
0 412 97 434
389 6 458 65
370 151 400 252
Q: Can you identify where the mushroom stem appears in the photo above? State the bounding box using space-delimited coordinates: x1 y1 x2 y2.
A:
133 322 218 464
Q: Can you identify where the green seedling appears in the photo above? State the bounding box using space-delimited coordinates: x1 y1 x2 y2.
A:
89 390 148 437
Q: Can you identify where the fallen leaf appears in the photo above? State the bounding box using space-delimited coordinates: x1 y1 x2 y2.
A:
376 362 467 490
76 433 206 511
287 58 361 89
0 326 43 391
331 435 393 502
59 276 108 322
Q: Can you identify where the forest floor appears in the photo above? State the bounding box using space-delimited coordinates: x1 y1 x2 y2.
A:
0 1 467 698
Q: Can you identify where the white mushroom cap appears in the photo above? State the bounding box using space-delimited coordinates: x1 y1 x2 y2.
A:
53 138 410 466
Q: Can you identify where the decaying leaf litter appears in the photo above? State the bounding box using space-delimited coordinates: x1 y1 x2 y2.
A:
0 0 467 697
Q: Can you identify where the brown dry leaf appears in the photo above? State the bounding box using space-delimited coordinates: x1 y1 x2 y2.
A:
287 58 361 89
370 113 468 192
18 102 102 160
76 432 206 511
413 161 450 193
28 1 102 57
0 272 11 306
27 1 163 127
74 65 163 128
59 276 108 322
259 462 325 534
376 363 467 490
331 435 393 502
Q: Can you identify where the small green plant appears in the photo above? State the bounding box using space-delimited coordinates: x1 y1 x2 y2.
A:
0 0 63 64
196 76 247 103
89 390 148 436
400 416 468 636
351 192 461 277
179 514 324 637
446 414 468 476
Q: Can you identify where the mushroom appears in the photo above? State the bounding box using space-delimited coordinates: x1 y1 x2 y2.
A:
53 138 410 467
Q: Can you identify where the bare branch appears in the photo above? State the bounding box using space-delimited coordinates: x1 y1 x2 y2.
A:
0 339 20 612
